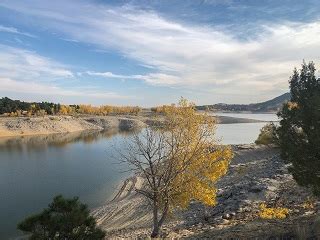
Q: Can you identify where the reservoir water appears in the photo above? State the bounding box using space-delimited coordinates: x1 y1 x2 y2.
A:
0 113 277 239
215 112 278 144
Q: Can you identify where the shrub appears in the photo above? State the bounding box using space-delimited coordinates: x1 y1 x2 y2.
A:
259 203 289 219
255 122 278 145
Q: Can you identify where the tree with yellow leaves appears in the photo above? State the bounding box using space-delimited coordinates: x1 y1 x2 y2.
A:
120 98 233 237
59 105 76 115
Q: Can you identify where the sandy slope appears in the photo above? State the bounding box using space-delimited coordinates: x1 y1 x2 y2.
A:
91 176 153 235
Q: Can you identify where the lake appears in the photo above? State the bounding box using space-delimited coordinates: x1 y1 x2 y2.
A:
214 112 279 122
0 130 132 239
215 112 278 144
0 113 276 239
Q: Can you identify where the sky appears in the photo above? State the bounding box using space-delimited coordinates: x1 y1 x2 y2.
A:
0 0 320 106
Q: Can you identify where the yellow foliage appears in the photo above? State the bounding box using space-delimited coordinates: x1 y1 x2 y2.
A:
301 198 315 210
122 98 233 237
78 104 141 115
162 98 233 209
59 105 76 115
259 203 289 219
287 101 299 110
151 104 174 114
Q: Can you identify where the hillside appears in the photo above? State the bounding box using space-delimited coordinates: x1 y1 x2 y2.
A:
197 93 290 112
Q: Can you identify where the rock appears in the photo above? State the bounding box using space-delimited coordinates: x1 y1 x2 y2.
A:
222 213 230 220
249 186 264 193
220 219 230 225
229 212 236 217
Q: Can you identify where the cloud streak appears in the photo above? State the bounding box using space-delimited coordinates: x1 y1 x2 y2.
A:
0 77 127 100
85 71 181 85
0 25 36 37
0 45 127 101
0 44 74 80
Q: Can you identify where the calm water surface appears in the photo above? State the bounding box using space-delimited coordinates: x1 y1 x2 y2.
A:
216 122 267 144
0 130 133 239
214 112 279 122
0 113 276 239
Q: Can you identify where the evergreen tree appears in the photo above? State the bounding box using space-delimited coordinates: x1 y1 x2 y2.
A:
278 61 320 194
18 195 105 240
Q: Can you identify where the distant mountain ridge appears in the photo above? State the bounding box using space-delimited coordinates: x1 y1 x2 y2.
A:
197 93 290 112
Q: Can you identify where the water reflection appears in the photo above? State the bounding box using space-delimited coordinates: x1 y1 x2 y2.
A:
0 129 138 151
0 128 138 240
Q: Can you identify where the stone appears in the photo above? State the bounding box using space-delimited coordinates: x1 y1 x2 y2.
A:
249 186 264 193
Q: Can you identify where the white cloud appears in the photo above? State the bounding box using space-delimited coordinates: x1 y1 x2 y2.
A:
0 25 35 37
0 44 74 80
0 45 127 101
86 71 181 85
0 77 126 99
86 71 133 79
1 0 320 100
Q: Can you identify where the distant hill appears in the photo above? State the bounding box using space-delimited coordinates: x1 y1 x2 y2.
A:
197 93 291 112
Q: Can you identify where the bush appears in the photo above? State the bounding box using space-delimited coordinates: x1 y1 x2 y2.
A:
255 122 278 145
259 203 289 219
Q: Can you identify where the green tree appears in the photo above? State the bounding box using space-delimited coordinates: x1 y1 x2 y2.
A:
277 61 320 194
18 195 105 240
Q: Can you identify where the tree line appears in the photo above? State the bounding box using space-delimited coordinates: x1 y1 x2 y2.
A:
0 97 141 116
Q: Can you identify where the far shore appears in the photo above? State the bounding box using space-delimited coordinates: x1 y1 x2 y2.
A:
0 113 269 138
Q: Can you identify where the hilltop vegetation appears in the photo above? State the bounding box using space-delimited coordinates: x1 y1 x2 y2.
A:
0 97 141 116
197 93 290 112
0 97 61 116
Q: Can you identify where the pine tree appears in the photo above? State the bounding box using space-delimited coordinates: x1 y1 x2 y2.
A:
278 61 320 194
18 195 105 239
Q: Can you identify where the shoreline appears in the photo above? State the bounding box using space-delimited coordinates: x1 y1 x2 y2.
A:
0 115 145 138
0 114 269 138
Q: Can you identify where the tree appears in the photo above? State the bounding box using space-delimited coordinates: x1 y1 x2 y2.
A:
277 61 320 194
18 195 105 240
120 98 233 237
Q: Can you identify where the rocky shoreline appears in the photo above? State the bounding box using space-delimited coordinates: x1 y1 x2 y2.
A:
93 144 320 239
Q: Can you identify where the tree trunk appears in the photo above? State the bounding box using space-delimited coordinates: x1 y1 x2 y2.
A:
151 223 160 238
158 201 169 230
151 201 159 238
151 201 169 238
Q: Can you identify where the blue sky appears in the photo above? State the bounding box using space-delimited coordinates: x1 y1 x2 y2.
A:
0 0 320 106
